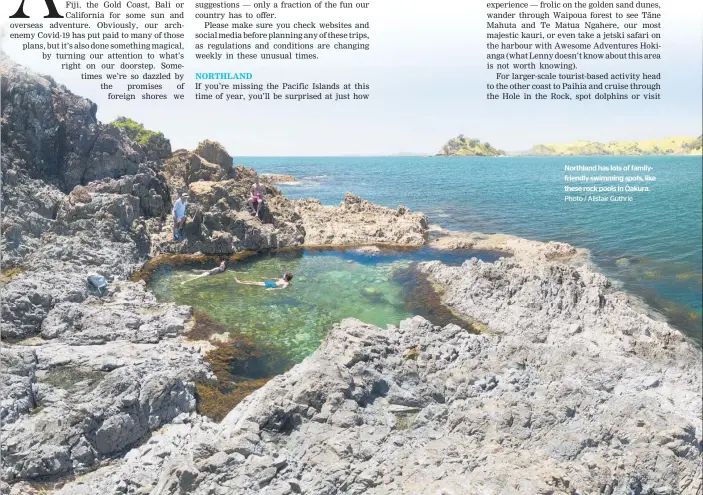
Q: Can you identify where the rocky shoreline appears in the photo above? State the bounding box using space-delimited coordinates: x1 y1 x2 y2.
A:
261 174 298 184
1 55 702 494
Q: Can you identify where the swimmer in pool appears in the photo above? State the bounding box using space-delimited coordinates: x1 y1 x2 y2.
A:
235 272 293 290
181 261 226 285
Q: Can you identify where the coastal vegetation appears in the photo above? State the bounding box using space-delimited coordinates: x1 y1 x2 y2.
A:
522 136 703 156
109 116 166 147
437 135 506 156
437 135 702 157
0 266 25 285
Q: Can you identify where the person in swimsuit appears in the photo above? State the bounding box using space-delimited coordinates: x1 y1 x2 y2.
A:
235 272 292 290
247 178 265 218
181 261 226 285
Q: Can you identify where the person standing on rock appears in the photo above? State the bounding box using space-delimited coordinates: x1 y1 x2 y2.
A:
248 178 265 218
172 193 188 240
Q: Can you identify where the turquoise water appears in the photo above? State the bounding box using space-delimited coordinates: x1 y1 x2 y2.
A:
242 155 703 341
149 248 502 371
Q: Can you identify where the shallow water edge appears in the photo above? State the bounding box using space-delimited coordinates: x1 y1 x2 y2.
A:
136 236 699 423
141 244 506 421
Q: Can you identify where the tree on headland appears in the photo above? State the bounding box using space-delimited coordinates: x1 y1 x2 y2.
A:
682 135 702 153
108 117 172 161
109 117 165 146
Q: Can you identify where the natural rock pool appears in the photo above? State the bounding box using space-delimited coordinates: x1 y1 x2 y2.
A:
147 247 503 419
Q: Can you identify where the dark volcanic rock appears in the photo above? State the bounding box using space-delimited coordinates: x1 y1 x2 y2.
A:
162 141 232 195
68 123 144 189
1 53 172 269
0 172 65 268
71 165 172 219
0 54 166 192
1 56 96 184
156 142 428 256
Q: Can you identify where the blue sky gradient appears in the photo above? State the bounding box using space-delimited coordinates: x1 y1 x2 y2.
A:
1 0 701 155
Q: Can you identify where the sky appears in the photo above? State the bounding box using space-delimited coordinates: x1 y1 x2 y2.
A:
1 0 702 155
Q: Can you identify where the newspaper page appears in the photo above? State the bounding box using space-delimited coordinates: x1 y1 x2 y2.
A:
0 0 702 493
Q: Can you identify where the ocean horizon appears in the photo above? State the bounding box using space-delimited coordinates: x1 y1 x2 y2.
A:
239 155 703 342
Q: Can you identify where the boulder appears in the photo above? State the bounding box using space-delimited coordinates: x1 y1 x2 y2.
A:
0 54 166 193
195 140 233 169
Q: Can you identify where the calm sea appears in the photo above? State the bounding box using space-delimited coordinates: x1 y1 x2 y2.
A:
240 155 703 342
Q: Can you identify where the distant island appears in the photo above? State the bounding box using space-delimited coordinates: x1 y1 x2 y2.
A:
519 136 703 157
437 135 702 157
437 135 506 157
